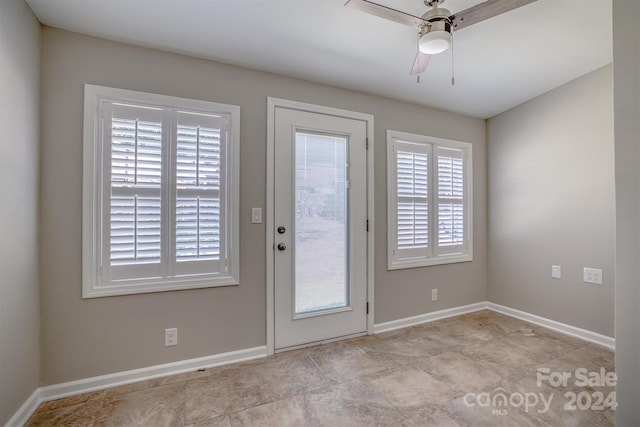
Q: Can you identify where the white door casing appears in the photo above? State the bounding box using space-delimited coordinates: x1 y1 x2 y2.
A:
266 98 375 352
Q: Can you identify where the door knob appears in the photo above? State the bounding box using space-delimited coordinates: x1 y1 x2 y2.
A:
277 226 286 234
277 243 286 251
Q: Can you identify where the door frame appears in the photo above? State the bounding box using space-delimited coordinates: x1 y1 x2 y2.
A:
266 97 375 355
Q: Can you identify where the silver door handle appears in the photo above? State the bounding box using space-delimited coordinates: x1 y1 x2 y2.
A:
277 243 286 251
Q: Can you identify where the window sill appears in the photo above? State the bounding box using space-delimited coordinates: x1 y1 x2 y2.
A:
82 275 239 299
388 254 473 271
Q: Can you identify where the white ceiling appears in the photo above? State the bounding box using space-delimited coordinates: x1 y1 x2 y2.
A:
25 0 612 118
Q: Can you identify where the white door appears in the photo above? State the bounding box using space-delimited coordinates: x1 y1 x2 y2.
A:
273 106 368 350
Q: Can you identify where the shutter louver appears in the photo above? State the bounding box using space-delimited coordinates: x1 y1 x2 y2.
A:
396 143 429 251
109 110 163 267
111 118 162 185
397 202 428 248
110 196 161 264
436 149 465 251
176 197 220 260
176 114 222 263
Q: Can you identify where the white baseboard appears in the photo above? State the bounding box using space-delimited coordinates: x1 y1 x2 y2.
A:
5 345 267 427
7 302 615 426
487 303 615 350
373 302 488 334
373 301 615 350
39 345 267 401
4 389 41 427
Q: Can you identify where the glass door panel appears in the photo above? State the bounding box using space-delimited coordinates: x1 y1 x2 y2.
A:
294 132 349 314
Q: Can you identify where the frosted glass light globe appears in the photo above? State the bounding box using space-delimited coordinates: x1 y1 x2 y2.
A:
419 30 451 54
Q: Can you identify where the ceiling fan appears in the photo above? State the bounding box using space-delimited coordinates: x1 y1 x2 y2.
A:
346 0 538 78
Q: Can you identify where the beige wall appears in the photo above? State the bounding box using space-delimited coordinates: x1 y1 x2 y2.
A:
487 66 615 337
0 0 41 423
613 0 640 423
39 28 486 385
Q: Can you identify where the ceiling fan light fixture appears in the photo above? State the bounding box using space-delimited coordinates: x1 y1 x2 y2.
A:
419 29 451 54
419 17 451 55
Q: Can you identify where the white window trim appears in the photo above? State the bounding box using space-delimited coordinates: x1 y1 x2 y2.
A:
82 84 240 298
386 129 473 270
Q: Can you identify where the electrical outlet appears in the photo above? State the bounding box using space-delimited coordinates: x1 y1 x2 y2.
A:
583 268 603 285
165 328 178 347
432 288 438 302
552 265 562 279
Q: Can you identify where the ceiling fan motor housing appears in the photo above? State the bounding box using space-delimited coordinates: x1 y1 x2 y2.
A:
421 6 452 23
422 19 451 34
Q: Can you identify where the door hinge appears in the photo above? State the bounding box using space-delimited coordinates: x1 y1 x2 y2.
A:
366 302 369 314
366 219 369 232
366 138 369 150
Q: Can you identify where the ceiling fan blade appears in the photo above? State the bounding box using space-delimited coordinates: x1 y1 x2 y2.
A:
450 0 538 31
345 0 425 27
410 51 431 76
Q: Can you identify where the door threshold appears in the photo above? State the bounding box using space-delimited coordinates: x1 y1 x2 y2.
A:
274 331 368 353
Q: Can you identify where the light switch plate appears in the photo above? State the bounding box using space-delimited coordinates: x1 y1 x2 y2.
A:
551 265 562 279
251 208 262 224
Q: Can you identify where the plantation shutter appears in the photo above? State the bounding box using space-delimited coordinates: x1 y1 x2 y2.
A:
174 112 227 276
106 103 164 281
393 141 431 261
102 103 231 282
435 146 466 256
387 130 471 269
84 84 240 297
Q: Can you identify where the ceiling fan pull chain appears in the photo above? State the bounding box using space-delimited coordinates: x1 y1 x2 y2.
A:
451 31 455 86
417 32 421 84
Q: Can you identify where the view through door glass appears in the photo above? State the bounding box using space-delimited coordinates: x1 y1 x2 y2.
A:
295 131 349 314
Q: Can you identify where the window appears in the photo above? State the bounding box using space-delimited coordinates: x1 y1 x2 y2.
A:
387 130 472 269
83 85 239 298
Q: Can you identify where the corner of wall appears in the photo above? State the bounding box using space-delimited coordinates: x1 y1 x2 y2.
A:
485 66 615 337
0 0 42 424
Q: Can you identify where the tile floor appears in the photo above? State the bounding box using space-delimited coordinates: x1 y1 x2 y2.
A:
26 310 615 426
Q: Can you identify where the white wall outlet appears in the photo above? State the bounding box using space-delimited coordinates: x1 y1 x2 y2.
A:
165 328 178 347
251 207 262 224
431 288 438 302
583 268 603 285
551 265 562 279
